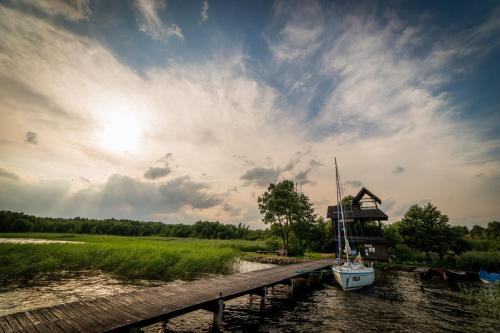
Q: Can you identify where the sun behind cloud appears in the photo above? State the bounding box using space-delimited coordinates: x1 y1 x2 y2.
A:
100 111 142 154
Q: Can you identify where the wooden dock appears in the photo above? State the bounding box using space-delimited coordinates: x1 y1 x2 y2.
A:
0 259 333 332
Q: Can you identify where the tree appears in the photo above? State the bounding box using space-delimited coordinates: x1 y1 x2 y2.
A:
470 225 486 239
382 222 403 255
398 202 460 260
486 221 500 239
341 195 354 206
257 180 316 254
290 191 317 251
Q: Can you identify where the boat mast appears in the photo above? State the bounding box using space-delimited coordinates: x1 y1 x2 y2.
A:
335 158 350 262
335 158 342 260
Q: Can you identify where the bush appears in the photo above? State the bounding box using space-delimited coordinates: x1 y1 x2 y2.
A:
443 251 500 272
467 239 500 252
393 244 428 263
264 237 281 251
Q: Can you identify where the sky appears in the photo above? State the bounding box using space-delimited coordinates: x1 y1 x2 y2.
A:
0 0 499 228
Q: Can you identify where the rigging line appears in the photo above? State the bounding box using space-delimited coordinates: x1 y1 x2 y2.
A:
334 158 342 260
335 157 350 262
337 165 358 254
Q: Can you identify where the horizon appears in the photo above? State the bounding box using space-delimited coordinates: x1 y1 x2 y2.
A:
0 0 499 228
1 208 497 230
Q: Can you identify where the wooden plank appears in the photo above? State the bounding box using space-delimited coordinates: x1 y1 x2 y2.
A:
38 308 59 322
38 307 79 333
4 315 22 332
12 312 38 332
59 303 103 332
31 309 65 333
0 319 12 333
47 306 84 332
104 295 154 319
81 299 127 329
67 302 110 331
109 292 162 314
92 299 141 326
52 319 78 333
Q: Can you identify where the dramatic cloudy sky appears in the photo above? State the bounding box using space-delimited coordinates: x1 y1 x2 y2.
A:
0 0 499 227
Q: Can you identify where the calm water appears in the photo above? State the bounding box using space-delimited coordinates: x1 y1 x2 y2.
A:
1 264 498 332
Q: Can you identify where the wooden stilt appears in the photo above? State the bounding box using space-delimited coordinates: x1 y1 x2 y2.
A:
259 287 267 311
288 278 295 298
211 298 224 332
247 294 253 308
159 320 168 333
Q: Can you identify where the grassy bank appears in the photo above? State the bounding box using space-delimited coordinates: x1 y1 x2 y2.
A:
458 282 500 319
0 233 265 285
376 247 500 272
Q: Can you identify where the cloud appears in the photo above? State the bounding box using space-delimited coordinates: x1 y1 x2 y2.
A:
267 1 323 62
200 0 209 23
25 131 37 144
344 180 363 188
0 75 87 127
222 203 241 217
158 153 173 163
294 168 315 186
13 0 91 21
240 155 308 187
0 168 20 181
308 159 323 168
381 198 396 212
240 167 281 188
0 173 222 220
144 166 171 179
393 166 405 174
135 0 183 41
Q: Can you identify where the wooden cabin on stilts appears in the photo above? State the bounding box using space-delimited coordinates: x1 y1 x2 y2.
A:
327 187 389 261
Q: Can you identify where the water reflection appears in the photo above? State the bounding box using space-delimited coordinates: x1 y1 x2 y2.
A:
0 271 164 316
0 237 83 244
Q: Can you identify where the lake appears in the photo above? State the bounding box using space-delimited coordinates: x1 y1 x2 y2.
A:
0 262 498 332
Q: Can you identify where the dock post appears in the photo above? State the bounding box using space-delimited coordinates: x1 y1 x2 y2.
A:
247 294 253 308
288 278 294 298
259 287 267 311
211 294 224 332
159 320 169 333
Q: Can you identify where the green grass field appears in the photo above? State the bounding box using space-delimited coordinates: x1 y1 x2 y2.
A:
0 233 266 285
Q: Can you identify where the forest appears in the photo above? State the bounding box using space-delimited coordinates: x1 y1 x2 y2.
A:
0 210 268 240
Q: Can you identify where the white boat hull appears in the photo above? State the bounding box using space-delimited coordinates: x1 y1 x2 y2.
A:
332 264 375 291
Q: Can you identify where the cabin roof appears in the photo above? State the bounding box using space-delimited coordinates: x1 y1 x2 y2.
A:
326 205 388 220
352 187 382 205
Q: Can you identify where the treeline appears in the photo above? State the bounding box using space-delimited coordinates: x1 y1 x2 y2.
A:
382 203 500 271
383 203 500 258
0 211 268 240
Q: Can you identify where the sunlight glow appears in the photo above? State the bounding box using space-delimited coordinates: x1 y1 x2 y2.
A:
100 111 141 153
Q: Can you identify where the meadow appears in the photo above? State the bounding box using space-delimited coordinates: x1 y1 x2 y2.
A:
0 233 266 286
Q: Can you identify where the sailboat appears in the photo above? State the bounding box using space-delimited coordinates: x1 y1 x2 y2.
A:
331 158 375 291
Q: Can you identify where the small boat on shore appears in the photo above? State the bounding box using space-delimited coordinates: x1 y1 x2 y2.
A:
433 268 479 282
479 270 500 284
331 158 375 291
